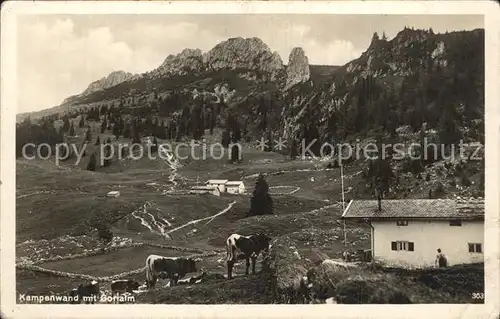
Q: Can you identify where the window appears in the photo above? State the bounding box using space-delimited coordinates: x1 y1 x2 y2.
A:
468 243 482 253
449 219 462 226
391 241 414 251
396 220 408 226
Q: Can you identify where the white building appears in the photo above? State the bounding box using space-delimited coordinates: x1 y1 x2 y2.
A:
341 198 484 268
206 180 228 193
205 179 246 195
189 186 220 196
225 181 246 194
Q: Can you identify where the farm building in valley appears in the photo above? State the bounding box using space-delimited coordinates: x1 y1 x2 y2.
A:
206 179 229 193
205 179 246 194
225 181 246 194
189 186 221 196
341 198 484 268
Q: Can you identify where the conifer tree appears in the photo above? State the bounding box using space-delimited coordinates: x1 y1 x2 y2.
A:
79 115 85 128
101 119 107 133
248 174 273 217
87 153 97 171
221 130 231 148
85 129 92 142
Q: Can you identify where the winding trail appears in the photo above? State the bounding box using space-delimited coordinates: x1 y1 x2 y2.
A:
16 190 56 199
160 145 182 192
269 186 301 195
130 202 172 239
166 201 237 235
130 147 183 235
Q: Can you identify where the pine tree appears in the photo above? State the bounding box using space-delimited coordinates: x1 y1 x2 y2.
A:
85 129 92 142
103 139 112 167
101 119 107 133
112 123 121 138
289 139 298 159
248 174 273 217
230 145 240 163
123 123 131 139
63 118 70 132
132 130 141 144
69 123 75 136
231 121 241 143
151 136 158 153
265 131 273 152
221 130 231 148
87 153 97 171
79 115 85 128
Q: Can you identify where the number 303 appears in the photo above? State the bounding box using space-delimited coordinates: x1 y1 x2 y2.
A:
472 293 485 299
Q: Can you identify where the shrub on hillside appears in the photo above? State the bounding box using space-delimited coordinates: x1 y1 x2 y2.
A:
461 173 472 187
434 182 445 197
96 224 113 245
402 157 424 175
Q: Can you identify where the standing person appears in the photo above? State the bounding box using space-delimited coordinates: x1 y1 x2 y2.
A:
435 248 448 268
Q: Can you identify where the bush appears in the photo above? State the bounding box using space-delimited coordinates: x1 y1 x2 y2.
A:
96 224 113 245
434 182 445 197
461 174 472 187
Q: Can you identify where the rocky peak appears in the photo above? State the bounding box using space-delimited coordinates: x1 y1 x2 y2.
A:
203 37 284 76
393 27 429 46
81 70 136 96
285 47 310 90
154 48 204 77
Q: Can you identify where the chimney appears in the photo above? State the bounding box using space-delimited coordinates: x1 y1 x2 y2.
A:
377 194 382 211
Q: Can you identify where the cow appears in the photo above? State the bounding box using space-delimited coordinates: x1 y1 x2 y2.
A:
110 279 140 296
69 280 100 304
145 254 199 289
226 233 271 280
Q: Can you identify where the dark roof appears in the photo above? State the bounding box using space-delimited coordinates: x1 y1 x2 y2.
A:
341 198 484 220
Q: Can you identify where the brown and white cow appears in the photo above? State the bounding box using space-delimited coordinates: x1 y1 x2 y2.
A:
226 233 271 280
145 254 199 289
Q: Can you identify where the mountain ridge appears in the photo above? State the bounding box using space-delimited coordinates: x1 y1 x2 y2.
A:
18 27 484 152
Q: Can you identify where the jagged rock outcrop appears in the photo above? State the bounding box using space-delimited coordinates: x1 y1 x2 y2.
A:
281 28 484 146
203 37 284 78
153 48 204 77
81 71 136 96
284 47 310 90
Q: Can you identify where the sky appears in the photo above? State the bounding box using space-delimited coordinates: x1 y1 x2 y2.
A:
17 14 483 113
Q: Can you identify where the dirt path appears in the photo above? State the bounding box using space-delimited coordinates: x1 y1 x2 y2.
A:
16 190 57 199
166 201 237 235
